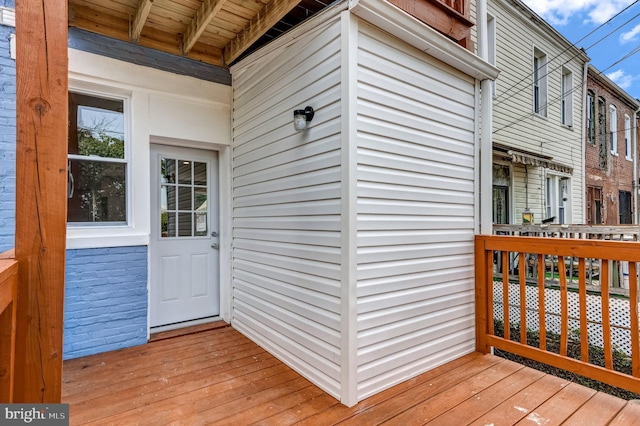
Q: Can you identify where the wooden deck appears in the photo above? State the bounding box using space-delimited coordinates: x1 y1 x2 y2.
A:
62 323 640 425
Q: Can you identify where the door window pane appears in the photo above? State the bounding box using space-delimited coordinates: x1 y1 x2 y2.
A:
159 156 209 238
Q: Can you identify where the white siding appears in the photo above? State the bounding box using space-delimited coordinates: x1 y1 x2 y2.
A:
355 23 477 399
231 15 344 398
489 0 586 224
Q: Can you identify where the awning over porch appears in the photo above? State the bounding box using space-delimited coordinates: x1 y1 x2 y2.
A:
507 150 573 174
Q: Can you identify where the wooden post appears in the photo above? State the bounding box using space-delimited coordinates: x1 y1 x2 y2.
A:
13 0 68 402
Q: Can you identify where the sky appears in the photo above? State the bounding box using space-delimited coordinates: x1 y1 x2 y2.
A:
521 0 640 99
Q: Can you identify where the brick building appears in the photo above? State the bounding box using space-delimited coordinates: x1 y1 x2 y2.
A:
585 65 640 225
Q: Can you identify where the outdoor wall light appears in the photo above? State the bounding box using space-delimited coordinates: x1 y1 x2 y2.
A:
293 106 314 131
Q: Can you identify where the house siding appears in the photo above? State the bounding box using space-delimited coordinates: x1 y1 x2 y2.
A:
490 0 587 224
0 23 15 252
64 246 148 359
231 15 344 398
355 22 477 399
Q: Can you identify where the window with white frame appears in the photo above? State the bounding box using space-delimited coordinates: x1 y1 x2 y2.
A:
68 92 129 225
561 68 573 126
546 174 570 224
610 104 618 154
625 114 631 159
533 47 547 116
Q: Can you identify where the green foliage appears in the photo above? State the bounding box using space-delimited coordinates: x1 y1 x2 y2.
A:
77 127 124 159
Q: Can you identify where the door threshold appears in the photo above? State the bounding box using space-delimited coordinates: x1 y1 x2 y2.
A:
150 317 227 342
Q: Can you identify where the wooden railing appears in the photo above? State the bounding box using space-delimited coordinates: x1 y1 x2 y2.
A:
475 235 640 394
0 249 17 402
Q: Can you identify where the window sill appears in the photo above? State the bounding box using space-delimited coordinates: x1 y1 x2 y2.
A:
66 230 150 249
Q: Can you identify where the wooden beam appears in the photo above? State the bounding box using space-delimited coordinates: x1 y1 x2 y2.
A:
223 0 299 65
182 0 225 55
14 0 68 402
131 0 154 42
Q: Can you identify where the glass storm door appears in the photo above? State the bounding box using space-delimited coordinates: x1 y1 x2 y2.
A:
149 144 219 328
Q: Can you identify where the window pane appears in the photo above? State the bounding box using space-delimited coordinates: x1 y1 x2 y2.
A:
195 212 207 236
69 93 124 159
178 160 192 184
67 159 126 223
162 185 176 211
162 212 176 237
194 162 207 186
178 186 191 211
194 188 207 212
178 212 192 237
162 158 176 183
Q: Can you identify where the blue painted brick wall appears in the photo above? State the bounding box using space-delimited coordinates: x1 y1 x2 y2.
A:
0 24 15 252
64 246 148 359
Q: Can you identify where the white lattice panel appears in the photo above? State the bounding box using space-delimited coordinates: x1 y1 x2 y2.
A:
492 281 637 355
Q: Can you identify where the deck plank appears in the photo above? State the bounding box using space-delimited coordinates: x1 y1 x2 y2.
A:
426 366 546 425
609 401 640 425
562 391 627 425
469 374 570 426
61 326 639 425
377 358 524 425
514 382 597 425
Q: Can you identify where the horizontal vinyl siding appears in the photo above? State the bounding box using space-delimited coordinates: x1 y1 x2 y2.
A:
490 0 585 223
355 23 477 400
231 17 343 399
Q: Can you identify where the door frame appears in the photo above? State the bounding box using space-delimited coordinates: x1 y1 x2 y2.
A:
147 137 232 336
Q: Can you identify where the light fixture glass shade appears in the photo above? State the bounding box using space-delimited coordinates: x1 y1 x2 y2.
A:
293 111 308 130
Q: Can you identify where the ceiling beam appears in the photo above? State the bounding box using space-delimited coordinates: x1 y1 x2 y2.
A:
182 0 225 54
223 0 300 65
131 0 154 42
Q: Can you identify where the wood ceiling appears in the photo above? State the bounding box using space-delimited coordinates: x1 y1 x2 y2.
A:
68 0 335 67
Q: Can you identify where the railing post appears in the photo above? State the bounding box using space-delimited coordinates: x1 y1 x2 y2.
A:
475 236 490 353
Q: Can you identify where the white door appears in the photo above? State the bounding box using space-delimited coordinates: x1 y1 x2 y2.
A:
149 144 220 328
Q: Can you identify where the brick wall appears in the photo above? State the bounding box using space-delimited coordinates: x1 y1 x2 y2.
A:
64 246 148 359
585 72 637 225
0 23 15 252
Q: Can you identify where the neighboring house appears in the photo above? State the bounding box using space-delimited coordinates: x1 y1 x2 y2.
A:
585 65 640 225
488 0 589 226
6 0 498 406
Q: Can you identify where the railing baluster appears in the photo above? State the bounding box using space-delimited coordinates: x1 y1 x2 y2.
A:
579 258 588 362
630 262 639 377
519 253 527 344
537 254 546 351
601 260 613 370
487 248 494 337
502 251 510 340
559 256 568 357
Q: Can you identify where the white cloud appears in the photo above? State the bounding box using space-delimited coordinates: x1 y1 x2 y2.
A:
620 23 640 43
522 0 633 26
607 69 635 89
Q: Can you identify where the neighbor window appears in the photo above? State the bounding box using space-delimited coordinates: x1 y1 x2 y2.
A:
533 48 547 116
561 68 572 126
625 114 631 159
68 92 128 224
586 90 595 144
598 97 607 168
619 191 633 224
610 104 618 155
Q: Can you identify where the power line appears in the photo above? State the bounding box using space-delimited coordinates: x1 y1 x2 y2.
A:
493 44 640 135
493 0 640 106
